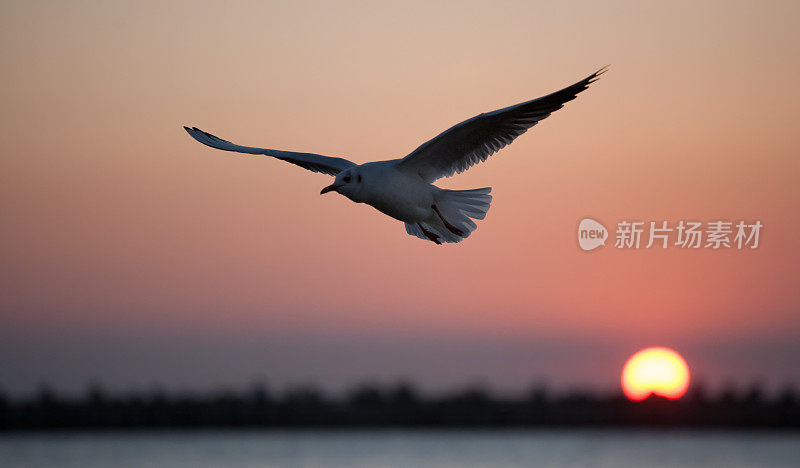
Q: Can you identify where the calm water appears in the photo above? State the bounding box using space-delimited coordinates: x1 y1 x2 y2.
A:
0 429 798 467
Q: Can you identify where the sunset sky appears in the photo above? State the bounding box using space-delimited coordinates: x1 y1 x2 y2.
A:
1 0 799 396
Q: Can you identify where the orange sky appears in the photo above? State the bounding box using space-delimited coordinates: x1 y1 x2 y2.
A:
1 0 799 394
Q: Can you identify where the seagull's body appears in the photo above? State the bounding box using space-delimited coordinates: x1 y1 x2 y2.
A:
185 67 606 244
346 161 433 221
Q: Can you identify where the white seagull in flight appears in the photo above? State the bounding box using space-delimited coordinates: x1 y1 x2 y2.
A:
185 67 606 244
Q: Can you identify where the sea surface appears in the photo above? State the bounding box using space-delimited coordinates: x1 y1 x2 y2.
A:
0 429 798 467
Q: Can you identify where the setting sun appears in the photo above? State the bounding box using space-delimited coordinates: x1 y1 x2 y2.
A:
621 347 690 401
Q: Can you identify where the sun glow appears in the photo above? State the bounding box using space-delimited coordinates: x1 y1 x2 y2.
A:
621 347 690 401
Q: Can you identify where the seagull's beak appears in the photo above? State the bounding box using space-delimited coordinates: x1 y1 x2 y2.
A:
320 184 341 195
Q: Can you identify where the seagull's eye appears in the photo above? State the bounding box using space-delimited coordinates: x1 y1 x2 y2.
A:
343 175 351 183
357 174 362 183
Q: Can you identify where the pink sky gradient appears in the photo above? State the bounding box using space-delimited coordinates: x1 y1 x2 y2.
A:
1 0 799 394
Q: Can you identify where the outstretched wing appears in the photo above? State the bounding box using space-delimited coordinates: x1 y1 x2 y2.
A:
396 67 607 182
184 126 356 176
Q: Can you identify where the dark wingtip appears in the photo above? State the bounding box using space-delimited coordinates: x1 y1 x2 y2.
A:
587 65 610 84
593 65 610 78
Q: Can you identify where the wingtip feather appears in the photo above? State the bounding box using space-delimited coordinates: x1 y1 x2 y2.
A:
588 65 610 83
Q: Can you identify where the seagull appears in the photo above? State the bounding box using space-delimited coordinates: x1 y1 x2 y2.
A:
185 67 606 244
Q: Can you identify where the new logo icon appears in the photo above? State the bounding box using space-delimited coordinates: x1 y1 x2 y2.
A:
578 218 608 251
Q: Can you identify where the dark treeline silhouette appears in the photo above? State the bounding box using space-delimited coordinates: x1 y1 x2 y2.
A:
1 381 798 430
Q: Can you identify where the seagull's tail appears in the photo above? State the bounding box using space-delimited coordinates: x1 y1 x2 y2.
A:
405 187 492 244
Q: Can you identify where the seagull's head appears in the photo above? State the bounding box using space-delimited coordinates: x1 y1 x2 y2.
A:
320 169 363 201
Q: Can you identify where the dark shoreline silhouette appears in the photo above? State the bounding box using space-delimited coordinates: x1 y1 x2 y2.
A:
1 381 798 431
